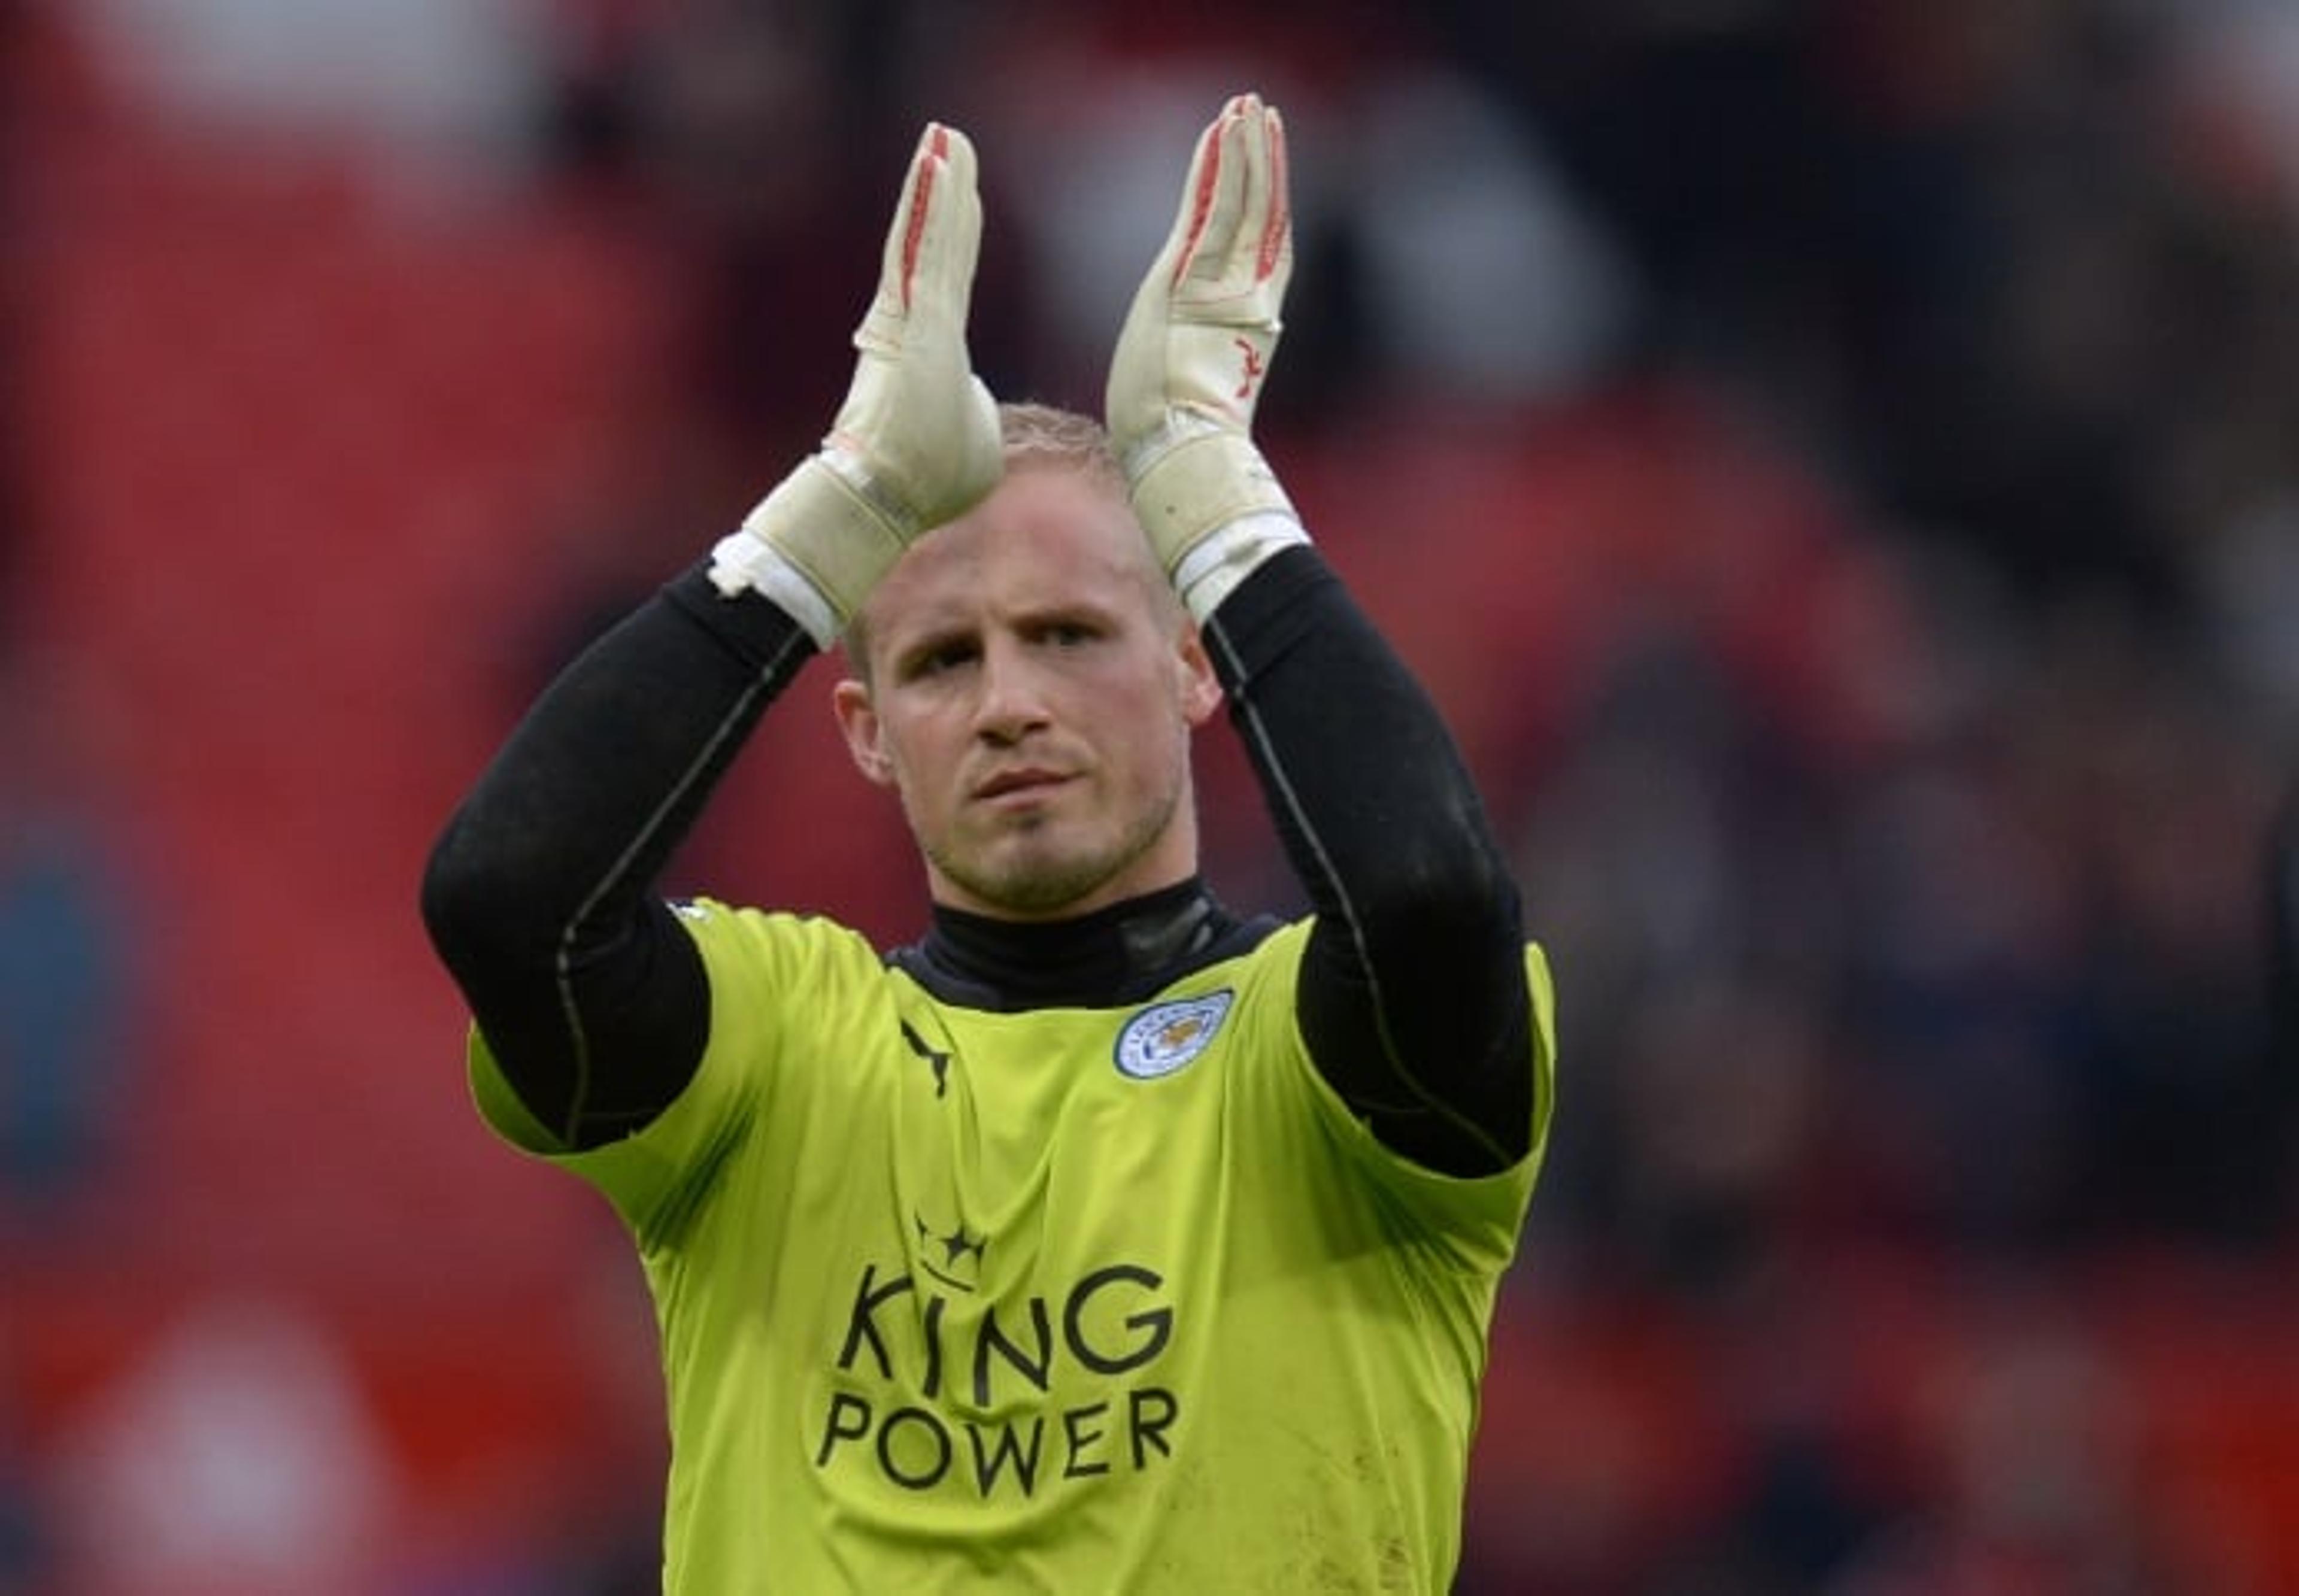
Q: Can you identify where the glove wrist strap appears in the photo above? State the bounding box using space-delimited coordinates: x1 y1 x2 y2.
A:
1124 416 1306 617
1170 510 1311 620
711 450 914 642
706 526 844 648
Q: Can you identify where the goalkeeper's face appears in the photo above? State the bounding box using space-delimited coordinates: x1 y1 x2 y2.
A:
833 463 1223 921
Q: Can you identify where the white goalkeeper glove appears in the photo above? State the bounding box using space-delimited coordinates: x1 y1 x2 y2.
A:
709 123 1003 647
1106 93 1309 620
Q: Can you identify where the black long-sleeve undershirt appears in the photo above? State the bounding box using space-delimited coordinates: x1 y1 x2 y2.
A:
1208 550 1534 1173
420 546 1535 1175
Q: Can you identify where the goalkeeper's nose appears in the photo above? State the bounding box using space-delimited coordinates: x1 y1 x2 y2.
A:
971 638 1058 745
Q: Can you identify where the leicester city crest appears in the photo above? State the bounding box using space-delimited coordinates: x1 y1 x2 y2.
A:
1114 990 1234 1081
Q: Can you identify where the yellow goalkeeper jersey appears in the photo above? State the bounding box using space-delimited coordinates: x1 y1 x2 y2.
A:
471 903 1555 1594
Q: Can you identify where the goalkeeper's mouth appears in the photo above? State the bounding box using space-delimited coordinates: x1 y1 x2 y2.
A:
973 768 1076 805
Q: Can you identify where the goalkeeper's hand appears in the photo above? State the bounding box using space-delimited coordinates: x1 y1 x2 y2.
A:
710 123 1003 645
1106 93 1309 620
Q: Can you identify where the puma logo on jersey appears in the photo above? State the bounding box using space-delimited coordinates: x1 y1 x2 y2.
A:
901 1019 952 1098
1114 991 1233 1081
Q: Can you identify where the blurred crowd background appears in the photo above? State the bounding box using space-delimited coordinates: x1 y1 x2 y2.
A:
4 0 2298 1591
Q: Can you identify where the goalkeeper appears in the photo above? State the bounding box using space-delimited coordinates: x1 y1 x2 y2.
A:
422 95 1554 1594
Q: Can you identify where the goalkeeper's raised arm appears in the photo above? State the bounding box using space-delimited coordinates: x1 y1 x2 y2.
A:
1108 93 1539 1177
419 122 1000 1145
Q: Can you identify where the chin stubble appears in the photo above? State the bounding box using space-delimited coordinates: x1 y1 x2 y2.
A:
928 785 1183 916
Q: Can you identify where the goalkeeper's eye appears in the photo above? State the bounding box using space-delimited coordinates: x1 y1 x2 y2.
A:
1023 609 1112 653
898 635 979 681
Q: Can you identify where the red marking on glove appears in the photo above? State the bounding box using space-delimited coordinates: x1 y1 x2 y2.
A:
1257 112 1290 282
900 125 949 311
1173 104 1240 287
1234 338 1265 400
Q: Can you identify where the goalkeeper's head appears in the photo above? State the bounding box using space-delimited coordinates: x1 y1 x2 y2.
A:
837 403 1150 676
830 402 1223 921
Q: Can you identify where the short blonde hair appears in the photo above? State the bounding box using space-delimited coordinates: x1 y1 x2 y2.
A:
994 400 1127 491
840 402 1141 676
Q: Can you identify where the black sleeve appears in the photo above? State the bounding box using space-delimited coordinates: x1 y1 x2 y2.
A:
1202 547 1537 1176
419 562 817 1149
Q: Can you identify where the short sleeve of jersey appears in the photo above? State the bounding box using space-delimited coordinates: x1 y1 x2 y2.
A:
1226 921 1558 1276
466 898 883 1245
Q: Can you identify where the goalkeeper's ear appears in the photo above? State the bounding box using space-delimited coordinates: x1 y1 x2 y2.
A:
1172 620 1223 729
832 678 897 789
